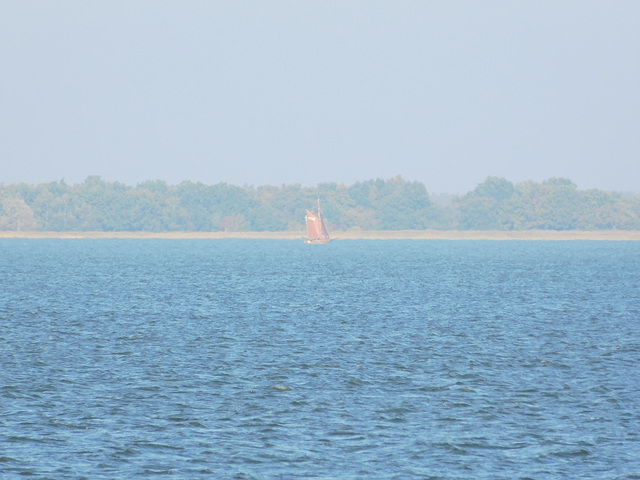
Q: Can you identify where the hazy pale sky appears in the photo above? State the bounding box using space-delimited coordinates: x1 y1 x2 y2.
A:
1 1 639 193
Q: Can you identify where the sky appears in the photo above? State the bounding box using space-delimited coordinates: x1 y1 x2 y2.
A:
1 1 639 194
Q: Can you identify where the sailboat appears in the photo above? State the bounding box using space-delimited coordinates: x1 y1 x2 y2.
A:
305 199 331 244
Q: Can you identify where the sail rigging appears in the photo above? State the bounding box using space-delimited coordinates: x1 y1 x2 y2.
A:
305 199 330 244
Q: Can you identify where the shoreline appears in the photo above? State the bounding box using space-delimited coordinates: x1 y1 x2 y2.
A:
1 230 640 241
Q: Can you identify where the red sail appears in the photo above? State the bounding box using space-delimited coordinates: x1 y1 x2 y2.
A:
306 210 324 239
305 200 330 243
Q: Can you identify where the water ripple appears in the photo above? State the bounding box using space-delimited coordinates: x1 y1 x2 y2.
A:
1 239 639 478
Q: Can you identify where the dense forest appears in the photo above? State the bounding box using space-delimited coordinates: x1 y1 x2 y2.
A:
1 175 639 231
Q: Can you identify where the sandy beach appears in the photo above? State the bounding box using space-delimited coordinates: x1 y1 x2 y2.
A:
1 230 640 240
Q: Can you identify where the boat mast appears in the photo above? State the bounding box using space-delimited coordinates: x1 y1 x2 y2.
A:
305 198 330 243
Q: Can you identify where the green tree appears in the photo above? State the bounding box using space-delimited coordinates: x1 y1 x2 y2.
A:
458 177 515 229
0 197 38 230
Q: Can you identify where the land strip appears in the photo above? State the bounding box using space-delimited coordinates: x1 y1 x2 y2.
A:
1 230 640 240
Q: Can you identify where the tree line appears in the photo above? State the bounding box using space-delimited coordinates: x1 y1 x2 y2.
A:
1 175 639 231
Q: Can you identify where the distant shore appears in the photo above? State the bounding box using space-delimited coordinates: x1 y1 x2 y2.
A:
2 230 640 241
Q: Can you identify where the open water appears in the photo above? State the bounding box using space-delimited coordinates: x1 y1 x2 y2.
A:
1 239 640 479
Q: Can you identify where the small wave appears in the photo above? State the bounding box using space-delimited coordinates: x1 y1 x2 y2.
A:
550 449 591 457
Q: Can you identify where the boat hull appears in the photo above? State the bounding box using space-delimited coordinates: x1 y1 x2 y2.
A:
305 238 330 244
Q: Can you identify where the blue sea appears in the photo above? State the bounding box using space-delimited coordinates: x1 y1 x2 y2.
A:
1 239 640 479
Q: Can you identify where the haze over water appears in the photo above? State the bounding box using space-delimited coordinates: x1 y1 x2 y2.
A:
1 239 640 478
